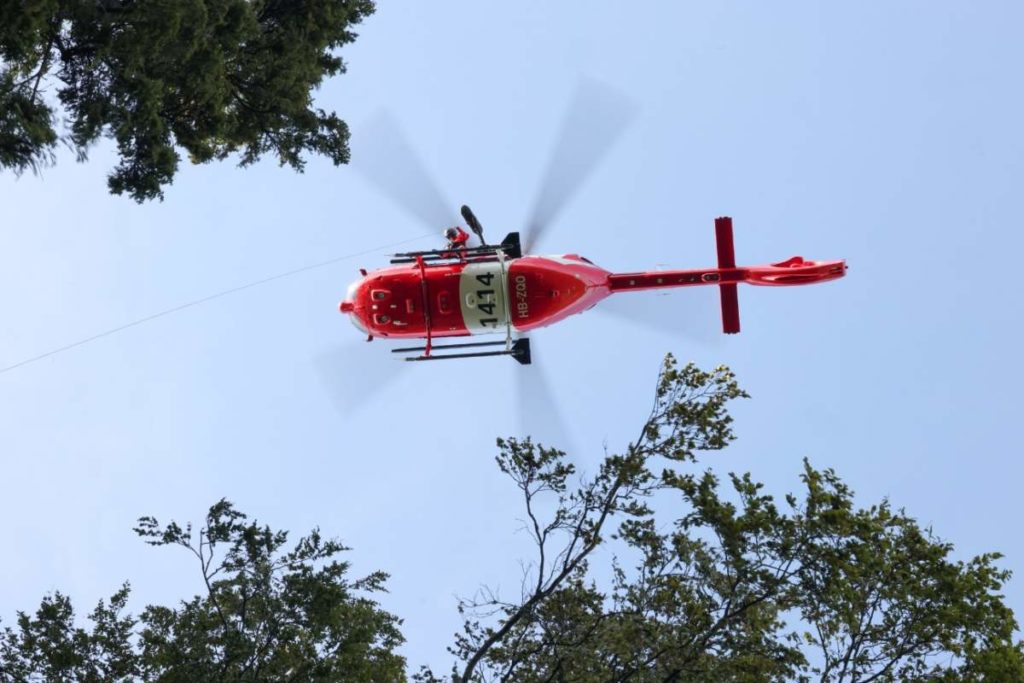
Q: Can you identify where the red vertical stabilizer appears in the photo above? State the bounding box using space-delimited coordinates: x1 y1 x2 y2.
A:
715 217 741 334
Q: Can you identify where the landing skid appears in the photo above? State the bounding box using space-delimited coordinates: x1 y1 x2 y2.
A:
390 232 522 264
391 338 531 365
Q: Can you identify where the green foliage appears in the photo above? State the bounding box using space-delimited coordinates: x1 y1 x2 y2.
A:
0 0 374 200
642 355 748 462
0 586 137 681
3 356 1021 681
0 500 404 682
437 354 1024 682
790 462 1024 681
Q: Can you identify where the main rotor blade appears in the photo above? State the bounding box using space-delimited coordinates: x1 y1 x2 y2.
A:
524 79 637 254
595 289 723 347
516 346 578 459
351 112 457 230
314 338 406 417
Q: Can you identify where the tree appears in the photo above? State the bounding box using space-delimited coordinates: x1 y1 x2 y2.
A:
2 357 1021 681
428 356 1024 682
0 500 404 682
0 0 374 201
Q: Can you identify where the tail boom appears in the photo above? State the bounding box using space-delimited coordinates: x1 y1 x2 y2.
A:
606 216 846 333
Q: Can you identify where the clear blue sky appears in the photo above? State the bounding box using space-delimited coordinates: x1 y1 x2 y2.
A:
2 1 1022 672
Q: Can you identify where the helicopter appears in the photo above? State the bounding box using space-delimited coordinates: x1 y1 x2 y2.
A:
342 82 845 367
338 205 845 365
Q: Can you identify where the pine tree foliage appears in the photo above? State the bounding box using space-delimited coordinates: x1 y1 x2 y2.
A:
0 0 374 200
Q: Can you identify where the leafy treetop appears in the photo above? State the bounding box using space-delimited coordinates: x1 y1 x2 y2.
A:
0 0 374 201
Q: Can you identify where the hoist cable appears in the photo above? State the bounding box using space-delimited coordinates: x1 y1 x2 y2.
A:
0 232 435 376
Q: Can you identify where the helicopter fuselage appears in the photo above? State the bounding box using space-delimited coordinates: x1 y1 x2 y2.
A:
341 254 612 340
338 217 847 362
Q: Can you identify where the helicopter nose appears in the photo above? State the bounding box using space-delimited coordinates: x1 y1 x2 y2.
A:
340 301 355 314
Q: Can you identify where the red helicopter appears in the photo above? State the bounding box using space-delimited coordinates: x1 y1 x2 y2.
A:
338 205 845 365
344 84 845 366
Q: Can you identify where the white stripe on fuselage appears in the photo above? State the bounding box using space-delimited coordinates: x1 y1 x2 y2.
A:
459 261 510 334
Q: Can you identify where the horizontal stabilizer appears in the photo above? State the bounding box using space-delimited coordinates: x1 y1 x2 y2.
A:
719 284 740 334
715 217 740 334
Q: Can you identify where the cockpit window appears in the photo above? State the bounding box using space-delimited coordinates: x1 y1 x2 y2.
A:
345 280 360 300
343 279 366 333
348 313 368 333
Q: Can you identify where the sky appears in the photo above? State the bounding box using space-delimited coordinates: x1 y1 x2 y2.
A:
2 1 1023 673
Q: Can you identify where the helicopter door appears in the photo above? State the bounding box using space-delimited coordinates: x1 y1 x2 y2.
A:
458 261 509 334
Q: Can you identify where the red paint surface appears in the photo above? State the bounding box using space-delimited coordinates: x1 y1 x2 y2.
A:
507 256 611 332
339 217 847 342
342 262 468 339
